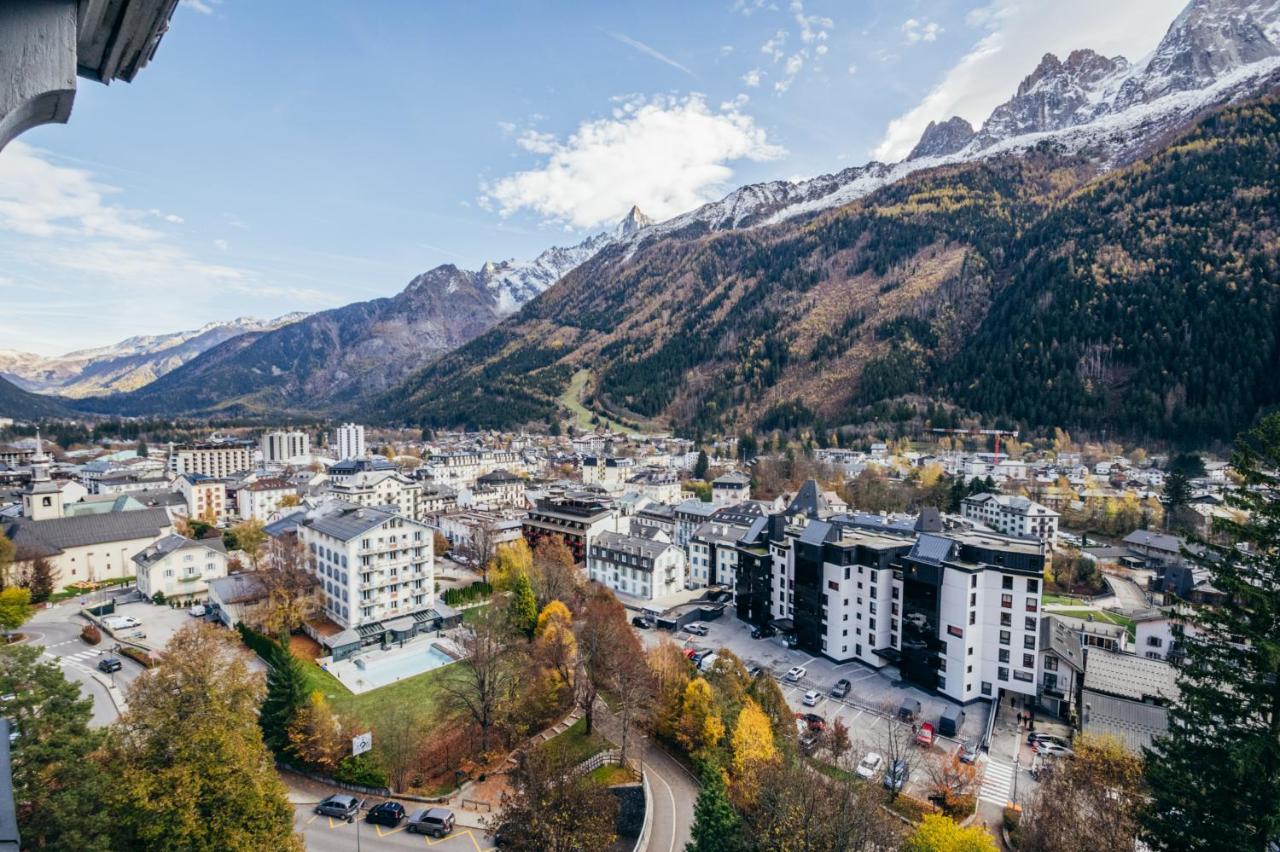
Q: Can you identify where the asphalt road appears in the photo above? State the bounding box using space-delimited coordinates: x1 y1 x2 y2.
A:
293 803 496 852
23 594 145 726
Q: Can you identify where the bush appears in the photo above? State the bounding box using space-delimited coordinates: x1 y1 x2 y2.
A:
81 624 101 645
236 622 280 661
151 591 166 605
943 794 977 819
1004 805 1022 837
442 581 493 607
334 754 388 789
119 646 161 668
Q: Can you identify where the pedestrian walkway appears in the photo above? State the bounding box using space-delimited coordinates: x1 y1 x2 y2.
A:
978 754 1016 807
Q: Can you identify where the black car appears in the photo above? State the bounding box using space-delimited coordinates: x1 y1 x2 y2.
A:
750 624 776 639
314 794 362 822
365 801 405 827
97 657 122 673
631 616 652 629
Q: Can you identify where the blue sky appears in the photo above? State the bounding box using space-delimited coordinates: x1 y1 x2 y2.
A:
0 0 1183 354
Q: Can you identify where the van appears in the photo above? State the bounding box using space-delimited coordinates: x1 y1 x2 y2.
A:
698 653 719 672
939 706 965 737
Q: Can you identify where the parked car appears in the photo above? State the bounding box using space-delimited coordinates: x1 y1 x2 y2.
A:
126 629 146 639
682 647 697 660
915 722 936 747
188 604 207 617
685 622 709 636
698 653 720 673
102 615 140 631
856 752 883 780
959 740 980 764
1028 732 1068 747
365 801 405 827
689 648 712 666
746 665 763 679
897 699 922 723
407 807 455 837
802 689 821 707
315 795 362 822
96 657 122 674
750 624 776 639
831 678 851 699
799 712 826 732
1035 742 1075 759
784 666 807 682
631 616 652 629
883 759 910 792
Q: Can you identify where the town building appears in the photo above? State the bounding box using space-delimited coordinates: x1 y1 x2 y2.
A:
587 529 686 600
260 430 310 464
334 423 367 460
472 469 525 508
1081 648 1179 753
432 510 524 556
688 519 752 588
132 534 228 604
581 455 636 490
323 469 424 522
166 442 252 479
711 471 751 506
961 493 1059 543
522 494 622 563
423 450 524 488
297 502 437 657
626 470 682 504
2 507 172 589
175 474 228 522
236 478 296 522
673 499 718 549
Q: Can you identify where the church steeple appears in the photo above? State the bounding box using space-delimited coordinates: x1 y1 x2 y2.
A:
30 428 50 483
22 429 62 520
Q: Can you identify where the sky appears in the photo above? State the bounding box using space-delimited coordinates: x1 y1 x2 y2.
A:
0 0 1185 355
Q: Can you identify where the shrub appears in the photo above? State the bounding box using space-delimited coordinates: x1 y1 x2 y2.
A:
81 624 101 645
1003 805 1022 834
152 591 166 605
236 622 280 661
334 754 388 789
442 581 493 607
943 794 977 819
119 646 161 668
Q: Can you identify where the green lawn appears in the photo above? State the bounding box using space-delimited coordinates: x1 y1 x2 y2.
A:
1048 607 1136 638
296 655 455 725
547 717 612 766
1043 593 1089 606
559 369 632 434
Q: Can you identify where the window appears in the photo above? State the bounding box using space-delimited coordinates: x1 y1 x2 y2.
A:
1013 670 1033 683
869 618 876 630
1000 612 1012 627
828 580 839 591
1027 578 1039 593
1043 673 1058 690
1002 576 1013 590
969 593 977 607
1001 594 1013 608
968 611 976 625
999 630 1010 645
1024 635 1036 650
981 682 992 696
1025 616 1036 631
999 649 1010 663
1044 655 1058 671
1026 599 1038 613
967 646 974 656
1023 653 1035 668
998 667 1009 682
947 625 963 638
971 575 977 588
1147 636 1164 647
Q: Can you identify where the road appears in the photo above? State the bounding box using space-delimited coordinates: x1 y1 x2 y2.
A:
293 803 496 852
22 594 145 726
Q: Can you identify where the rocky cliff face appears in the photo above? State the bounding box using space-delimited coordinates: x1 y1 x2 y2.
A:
908 117 976 160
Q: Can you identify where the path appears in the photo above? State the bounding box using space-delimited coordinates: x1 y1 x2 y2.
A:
559 369 633 434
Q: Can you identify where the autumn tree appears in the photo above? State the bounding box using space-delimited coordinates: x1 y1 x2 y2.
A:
925 753 980 817
534 600 577 691
1143 414 1280 852
249 535 320 640
508 570 538 638
729 698 776 804
492 539 533 591
17 554 55 603
676 677 725 761
904 813 998 852
487 738 618 852
432 530 452 558
608 620 654 764
824 715 852 767
746 759 904 851
574 585 628 735
650 639 693 744
1021 734 1145 852
106 623 302 851
286 691 343 773
879 701 919 800
530 535 579 608
0 531 14 588
0 586 33 638
469 520 498 583
439 603 519 753
372 698 428 791
746 668 794 745
0 644 111 851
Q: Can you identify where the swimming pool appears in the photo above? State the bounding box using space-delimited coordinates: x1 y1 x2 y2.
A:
352 644 457 688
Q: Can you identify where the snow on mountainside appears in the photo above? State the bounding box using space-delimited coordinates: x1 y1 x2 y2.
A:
0 313 309 398
618 0 1280 248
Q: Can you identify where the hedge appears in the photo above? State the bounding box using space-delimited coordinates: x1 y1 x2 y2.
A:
442 581 492 607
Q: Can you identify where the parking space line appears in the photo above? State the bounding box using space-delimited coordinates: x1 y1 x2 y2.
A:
376 823 406 837
304 814 318 825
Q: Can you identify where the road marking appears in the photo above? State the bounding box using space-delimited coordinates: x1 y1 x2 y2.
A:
304 814 318 825
646 757 679 852
978 755 1016 805
375 823 405 837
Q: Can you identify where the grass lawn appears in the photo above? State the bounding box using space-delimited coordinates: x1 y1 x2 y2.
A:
1043 593 1089 606
559 369 633 434
295 654 455 726
547 717 612 766
1048 607 1136 638
807 757 859 784
587 763 638 787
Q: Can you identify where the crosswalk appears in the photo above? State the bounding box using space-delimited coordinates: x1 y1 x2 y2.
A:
978 755 1016 806
42 648 106 675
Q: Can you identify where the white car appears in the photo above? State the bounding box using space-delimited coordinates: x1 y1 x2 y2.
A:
685 622 710 636
1035 742 1075 758
784 666 807 682
856 752 884 780
801 689 821 707
102 615 140 630
188 604 207 617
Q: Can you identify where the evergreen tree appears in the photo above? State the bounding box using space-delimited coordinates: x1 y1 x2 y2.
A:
1162 469 1191 531
1142 414 1280 851
694 450 709 480
686 765 743 852
509 570 539 639
259 640 309 754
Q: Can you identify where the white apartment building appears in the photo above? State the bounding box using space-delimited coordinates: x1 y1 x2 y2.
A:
324 469 424 522
260 430 310 464
587 529 686 600
423 450 524 488
626 470 682 504
711 472 751 506
175 474 228 522
236 477 296 522
132 534 228 603
298 502 434 632
961 493 1059 544
334 423 367 461
580 456 636 490
167 443 253 478
688 520 750 588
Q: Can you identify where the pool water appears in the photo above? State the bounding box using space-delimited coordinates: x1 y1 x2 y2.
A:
353 644 456 687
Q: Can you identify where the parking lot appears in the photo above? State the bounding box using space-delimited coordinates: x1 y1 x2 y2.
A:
637 609 994 800
293 803 495 851
97 595 205 650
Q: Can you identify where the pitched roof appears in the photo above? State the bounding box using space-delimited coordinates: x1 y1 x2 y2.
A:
133 533 226 568
208 572 269 605
1081 688 1169 753
303 503 400 541
1084 648 1179 703
3 508 170 557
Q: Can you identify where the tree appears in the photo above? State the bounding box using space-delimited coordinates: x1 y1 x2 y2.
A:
0 644 112 851
0 531 14 588
1162 469 1192 531
530 536 580 607
249 535 320 640
492 539 533 591
676 677 725 761
608 622 653 764
439 603 519 753
469 520 498 583
686 765 744 852
487 738 618 852
286 691 343 773
879 701 918 800
135 438 148 458
824 715 852 767
106 623 303 851
746 758 904 851
904 814 998 851
258 639 309 754
650 639 693 744
508 571 538 638
574 586 628 735
0 586 33 637
433 530 452 558
229 519 267 569
1021 734 1145 852
18 555 54 603
729 698 776 803
372 699 427 791
925 753 980 817
1143 414 1280 851
694 450 709 480
534 601 577 691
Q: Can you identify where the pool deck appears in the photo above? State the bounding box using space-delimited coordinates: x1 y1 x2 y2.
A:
320 633 464 695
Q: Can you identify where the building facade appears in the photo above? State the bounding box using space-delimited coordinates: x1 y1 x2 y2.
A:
167 443 252 479
260 430 310 464
586 529 686 600
132 534 228 603
961 493 1059 544
334 423 366 461
522 495 621 564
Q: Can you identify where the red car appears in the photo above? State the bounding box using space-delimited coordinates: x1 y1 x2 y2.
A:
915 722 935 747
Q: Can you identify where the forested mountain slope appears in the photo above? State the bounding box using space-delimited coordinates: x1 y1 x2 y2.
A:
382 95 1280 441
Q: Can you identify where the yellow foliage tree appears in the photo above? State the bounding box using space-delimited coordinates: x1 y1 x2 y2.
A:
286 691 343 772
904 813 998 852
535 600 572 638
677 677 724 759
729 698 776 804
492 539 533 591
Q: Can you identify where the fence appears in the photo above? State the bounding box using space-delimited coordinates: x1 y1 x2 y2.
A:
574 749 623 776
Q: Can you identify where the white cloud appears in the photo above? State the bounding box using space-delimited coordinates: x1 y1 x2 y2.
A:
792 0 832 44
603 30 694 77
181 0 217 14
815 44 828 56
902 18 943 44
848 63 858 75
758 2 833 96
482 95 785 229
742 68 763 87
761 30 788 62
213 238 230 251
720 45 735 57
873 0 1186 161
